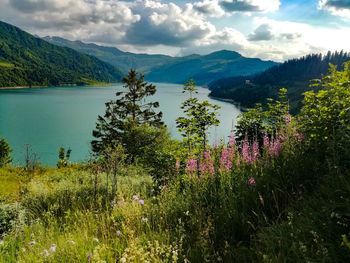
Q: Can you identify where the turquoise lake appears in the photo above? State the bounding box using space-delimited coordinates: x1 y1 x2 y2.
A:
0 83 241 166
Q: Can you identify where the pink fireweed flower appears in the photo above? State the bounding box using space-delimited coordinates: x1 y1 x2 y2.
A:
252 141 259 163
175 160 180 169
225 159 232 172
220 147 228 172
229 136 236 146
285 114 292 124
213 140 218 148
263 134 269 149
248 177 256 186
199 162 207 172
242 139 251 163
203 150 215 175
273 140 281 155
186 158 197 172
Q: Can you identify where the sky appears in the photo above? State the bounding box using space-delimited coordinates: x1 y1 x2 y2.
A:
1 0 350 61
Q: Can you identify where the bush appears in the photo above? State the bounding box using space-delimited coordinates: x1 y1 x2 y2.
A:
0 135 11 167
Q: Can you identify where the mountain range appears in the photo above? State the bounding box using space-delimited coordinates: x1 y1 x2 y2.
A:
43 36 278 85
0 21 122 88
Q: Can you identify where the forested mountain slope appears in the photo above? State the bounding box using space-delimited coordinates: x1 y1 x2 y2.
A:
209 51 350 113
0 21 123 87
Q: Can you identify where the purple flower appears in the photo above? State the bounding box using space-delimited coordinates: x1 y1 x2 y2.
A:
49 244 56 253
138 199 144 205
93 238 99 243
29 241 36 246
133 195 139 201
141 217 148 223
248 177 256 186
116 230 121 237
87 253 92 261
110 201 116 207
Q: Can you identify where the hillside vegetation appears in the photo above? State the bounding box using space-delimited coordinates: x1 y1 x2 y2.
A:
43 37 277 85
209 51 350 113
0 21 123 87
1 64 350 262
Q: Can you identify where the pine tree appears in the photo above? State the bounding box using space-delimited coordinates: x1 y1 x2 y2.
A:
91 69 163 155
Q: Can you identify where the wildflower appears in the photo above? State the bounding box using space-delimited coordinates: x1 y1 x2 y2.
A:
40 249 50 257
263 134 269 148
49 244 56 253
67 240 76 245
118 201 124 207
110 201 116 207
248 177 256 186
138 199 144 205
120 257 127 263
133 195 139 201
29 241 36 246
199 162 207 172
220 147 228 172
242 139 251 163
229 135 236 146
285 114 292 124
87 253 92 261
21 248 26 252
186 158 197 172
116 230 121 237
175 160 180 169
213 140 218 148
141 217 148 223
93 238 99 243
252 141 259 163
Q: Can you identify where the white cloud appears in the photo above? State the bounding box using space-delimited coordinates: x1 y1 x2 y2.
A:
220 0 280 13
318 0 350 18
193 0 226 17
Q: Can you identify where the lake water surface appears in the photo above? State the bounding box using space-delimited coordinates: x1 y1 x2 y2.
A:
0 83 241 166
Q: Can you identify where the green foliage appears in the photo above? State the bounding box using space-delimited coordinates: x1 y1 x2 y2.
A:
92 69 164 159
299 61 350 166
235 88 289 143
0 202 26 238
176 79 220 154
56 147 71 168
0 21 122 87
0 135 11 167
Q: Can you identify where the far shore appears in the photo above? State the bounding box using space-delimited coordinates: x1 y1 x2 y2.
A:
208 95 248 111
0 83 114 90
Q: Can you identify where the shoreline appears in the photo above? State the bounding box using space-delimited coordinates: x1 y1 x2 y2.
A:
208 95 249 111
0 83 114 91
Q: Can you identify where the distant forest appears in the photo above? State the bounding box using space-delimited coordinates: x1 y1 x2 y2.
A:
209 51 350 113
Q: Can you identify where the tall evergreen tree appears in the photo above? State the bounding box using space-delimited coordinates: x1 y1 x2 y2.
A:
91 69 163 155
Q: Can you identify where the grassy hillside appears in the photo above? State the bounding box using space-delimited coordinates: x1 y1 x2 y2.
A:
209 51 350 113
43 37 278 85
0 21 123 87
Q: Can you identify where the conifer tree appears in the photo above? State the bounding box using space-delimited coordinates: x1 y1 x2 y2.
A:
91 69 163 155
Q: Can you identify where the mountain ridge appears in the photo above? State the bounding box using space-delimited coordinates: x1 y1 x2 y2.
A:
0 21 123 88
43 36 278 85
